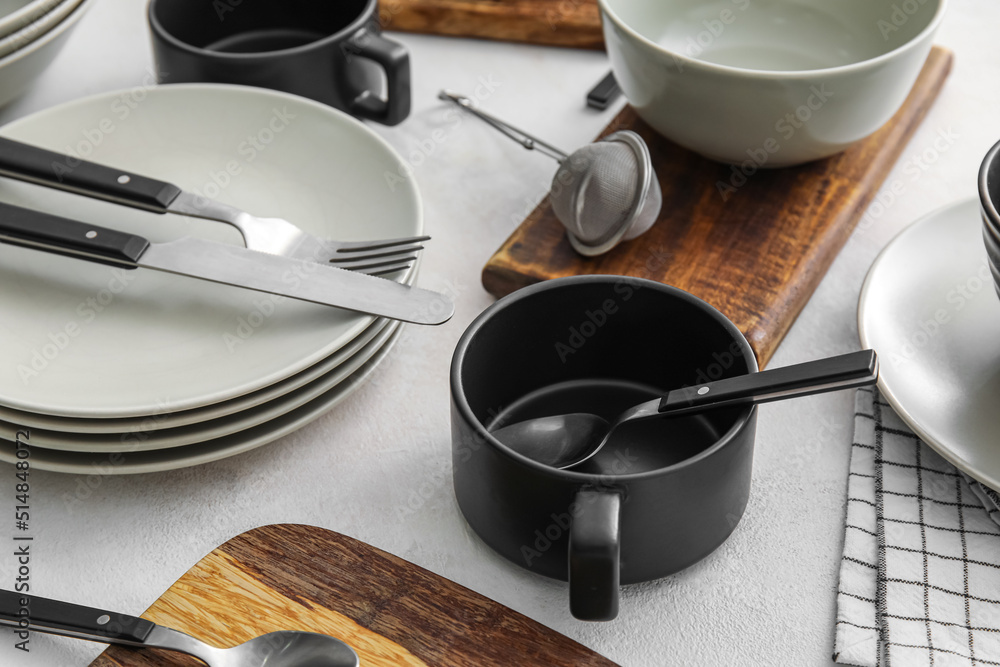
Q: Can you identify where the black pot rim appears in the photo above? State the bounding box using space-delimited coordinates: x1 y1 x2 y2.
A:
450 275 759 482
148 0 377 61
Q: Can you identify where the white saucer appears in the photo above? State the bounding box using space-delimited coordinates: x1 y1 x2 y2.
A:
0 84 420 418
0 325 403 473
859 198 1000 489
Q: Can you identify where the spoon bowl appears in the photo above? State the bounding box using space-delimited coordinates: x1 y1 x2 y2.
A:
149 626 361 667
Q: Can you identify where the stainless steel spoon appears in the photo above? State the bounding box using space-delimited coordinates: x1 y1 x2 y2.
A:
490 350 879 470
0 590 359 667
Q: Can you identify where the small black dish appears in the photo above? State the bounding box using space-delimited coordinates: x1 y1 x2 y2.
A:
148 0 410 125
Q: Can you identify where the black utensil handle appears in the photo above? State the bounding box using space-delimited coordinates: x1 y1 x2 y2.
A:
659 349 879 416
586 71 621 110
568 490 621 621
348 30 411 126
0 201 149 266
0 136 182 212
0 590 155 644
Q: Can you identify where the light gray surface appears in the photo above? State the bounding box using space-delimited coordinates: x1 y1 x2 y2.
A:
0 0 992 665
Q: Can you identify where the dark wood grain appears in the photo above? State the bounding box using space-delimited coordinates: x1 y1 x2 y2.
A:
379 0 604 49
88 524 618 667
482 46 953 369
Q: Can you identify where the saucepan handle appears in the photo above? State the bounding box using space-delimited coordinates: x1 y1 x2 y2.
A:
568 489 621 621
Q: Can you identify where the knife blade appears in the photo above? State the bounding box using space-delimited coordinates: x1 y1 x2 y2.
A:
0 202 453 326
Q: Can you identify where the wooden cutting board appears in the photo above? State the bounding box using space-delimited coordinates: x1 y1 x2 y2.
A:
88 524 617 666
379 0 604 49
482 46 953 368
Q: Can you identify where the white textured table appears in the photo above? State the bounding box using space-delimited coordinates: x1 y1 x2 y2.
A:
0 1 993 665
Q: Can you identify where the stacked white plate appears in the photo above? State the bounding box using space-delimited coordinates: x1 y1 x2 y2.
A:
0 84 422 473
0 0 94 107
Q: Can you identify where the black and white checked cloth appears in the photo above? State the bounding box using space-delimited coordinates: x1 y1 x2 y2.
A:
834 388 1000 666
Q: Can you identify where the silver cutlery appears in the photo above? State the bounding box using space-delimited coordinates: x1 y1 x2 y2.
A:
0 590 359 667
0 202 454 325
0 136 427 275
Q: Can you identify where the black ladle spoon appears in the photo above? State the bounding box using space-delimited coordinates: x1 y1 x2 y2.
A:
490 350 878 470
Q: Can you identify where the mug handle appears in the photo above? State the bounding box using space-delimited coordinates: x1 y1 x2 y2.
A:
348 30 411 126
569 489 621 621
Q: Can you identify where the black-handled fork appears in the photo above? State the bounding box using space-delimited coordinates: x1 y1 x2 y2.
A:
0 136 427 276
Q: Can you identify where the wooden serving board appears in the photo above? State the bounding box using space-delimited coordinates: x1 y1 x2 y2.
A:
88 524 617 667
482 46 954 368
379 0 604 49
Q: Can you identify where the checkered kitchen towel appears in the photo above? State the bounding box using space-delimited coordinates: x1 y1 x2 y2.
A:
834 388 1000 666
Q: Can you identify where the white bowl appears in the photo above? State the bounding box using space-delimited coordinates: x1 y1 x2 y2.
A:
598 0 947 167
0 0 91 108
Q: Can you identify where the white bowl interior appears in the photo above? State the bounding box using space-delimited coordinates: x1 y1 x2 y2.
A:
603 0 942 71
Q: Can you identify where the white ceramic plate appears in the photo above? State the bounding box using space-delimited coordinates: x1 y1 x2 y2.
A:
0 317 391 433
0 0 83 60
0 266 416 434
0 0 92 108
858 198 1000 489
0 325 403 473
0 0 64 40
0 84 420 417
0 319 400 451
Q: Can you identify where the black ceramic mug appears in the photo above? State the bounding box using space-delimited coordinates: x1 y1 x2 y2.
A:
450 275 759 621
148 0 410 125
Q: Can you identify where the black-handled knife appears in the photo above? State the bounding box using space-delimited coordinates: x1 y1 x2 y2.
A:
0 202 453 325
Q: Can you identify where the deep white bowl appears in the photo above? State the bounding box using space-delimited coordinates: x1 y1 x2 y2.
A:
599 0 947 167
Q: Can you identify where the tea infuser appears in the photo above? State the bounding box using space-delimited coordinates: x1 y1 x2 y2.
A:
439 90 662 256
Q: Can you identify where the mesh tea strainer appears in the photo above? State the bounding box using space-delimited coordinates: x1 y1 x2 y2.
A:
440 91 662 256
